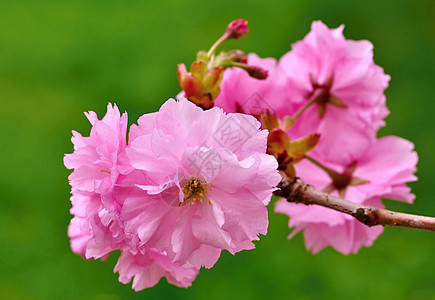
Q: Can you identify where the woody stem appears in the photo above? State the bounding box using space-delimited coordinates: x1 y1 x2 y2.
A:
274 175 435 232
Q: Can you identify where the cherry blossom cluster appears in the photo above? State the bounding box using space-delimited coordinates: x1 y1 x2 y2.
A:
65 99 281 289
65 19 418 290
214 21 417 254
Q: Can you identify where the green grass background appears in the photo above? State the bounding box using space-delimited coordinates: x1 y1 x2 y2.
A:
0 0 434 299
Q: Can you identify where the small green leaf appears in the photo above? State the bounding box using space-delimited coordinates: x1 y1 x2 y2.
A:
267 128 291 157
318 103 326 118
329 96 347 108
289 133 320 155
350 177 370 186
339 188 347 199
196 50 209 62
190 60 207 80
280 116 294 132
261 111 280 131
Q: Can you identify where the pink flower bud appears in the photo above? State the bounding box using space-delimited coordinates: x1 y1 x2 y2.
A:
225 19 249 40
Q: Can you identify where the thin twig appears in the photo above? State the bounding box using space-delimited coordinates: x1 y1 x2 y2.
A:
274 176 435 232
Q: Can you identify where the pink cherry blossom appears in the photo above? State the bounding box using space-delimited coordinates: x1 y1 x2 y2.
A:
115 249 199 290
280 21 391 165
214 53 293 117
64 103 128 194
280 20 390 127
123 98 281 269
64 103 128 259
65 103 200 290
275 136 418 254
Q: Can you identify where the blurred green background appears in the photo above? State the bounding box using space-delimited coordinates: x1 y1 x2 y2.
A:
0 0 434 299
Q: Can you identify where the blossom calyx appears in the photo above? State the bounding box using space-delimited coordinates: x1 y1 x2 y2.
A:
226 50 248 63
213 50 268 80
213 50 248 67
308 75 346 118
177 61 224 109
267 129 320 178
261 111 294 132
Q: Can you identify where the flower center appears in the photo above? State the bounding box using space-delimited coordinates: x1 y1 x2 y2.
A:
305 75 346 118
181 177 211 205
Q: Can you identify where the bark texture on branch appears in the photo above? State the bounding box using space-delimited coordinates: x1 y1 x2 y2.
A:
274 176 435 232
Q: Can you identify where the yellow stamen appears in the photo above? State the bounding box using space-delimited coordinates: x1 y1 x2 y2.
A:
181 177 211 206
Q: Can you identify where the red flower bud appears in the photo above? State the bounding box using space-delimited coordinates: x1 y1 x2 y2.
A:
225 19 249 40
246 65 269 80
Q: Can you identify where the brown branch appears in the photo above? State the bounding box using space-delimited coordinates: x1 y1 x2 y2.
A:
274 176 435 232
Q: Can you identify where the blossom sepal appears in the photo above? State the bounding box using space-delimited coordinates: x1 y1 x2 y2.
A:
177 62 224 109
261 111 294 132
267 128 320 178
